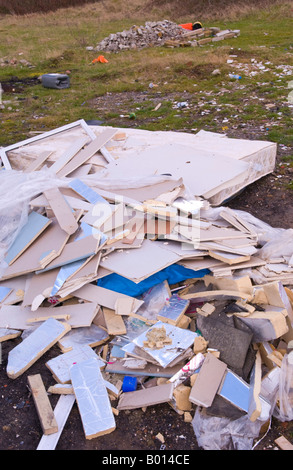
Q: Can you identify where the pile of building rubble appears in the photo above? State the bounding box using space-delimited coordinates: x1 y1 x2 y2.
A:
0 120 293 450
94 20 240 52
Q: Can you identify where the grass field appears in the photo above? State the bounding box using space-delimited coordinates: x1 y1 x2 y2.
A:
0 0 292 151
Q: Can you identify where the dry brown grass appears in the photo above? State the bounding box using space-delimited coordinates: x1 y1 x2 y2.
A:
0 0 291 20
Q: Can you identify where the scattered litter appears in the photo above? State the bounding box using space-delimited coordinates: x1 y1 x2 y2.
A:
0 118 292 450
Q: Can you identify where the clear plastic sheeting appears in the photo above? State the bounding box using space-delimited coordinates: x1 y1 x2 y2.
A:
0 170 66 277
192 407 264 450
274 352 293 422
201 205 285 247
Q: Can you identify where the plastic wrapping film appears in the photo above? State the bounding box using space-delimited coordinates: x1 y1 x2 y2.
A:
274 352 293 422
208 144 277 206
0 170 66 278
201 205 286 247
192 407 264 450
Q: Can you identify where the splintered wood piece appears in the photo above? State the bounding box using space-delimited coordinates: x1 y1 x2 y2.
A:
6 318 71 379
274 435 293 450
44 187 79 235
0 328 21 342
103 307 127 336
37 394 75 450
28 374 58 435
248 349 262 422
70 357 116 439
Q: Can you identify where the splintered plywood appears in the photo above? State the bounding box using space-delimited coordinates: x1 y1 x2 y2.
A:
7 318 71 379
103 307 127 336
28 374 58 435
70 357 116 439
0 328 21 342
117 382 174 410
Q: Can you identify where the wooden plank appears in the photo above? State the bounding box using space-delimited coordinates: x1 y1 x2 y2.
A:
4 211 51 266
180 289 253 302
70 357 116 439
208 250 251 265
44 187 79 235
7 318 71 379
274 435 293 450
37 394 75 450
28 374 58 435
57 129 117 177
248 349 263 422
103 307 127 336
0 328 21 342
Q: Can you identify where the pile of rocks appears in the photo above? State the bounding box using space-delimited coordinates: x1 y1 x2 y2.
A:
0 57 33 68
95 20 185 52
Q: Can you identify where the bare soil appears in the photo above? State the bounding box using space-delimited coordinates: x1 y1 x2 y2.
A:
1 88 293 453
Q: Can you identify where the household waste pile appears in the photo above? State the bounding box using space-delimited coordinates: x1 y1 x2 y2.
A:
0 120 293 450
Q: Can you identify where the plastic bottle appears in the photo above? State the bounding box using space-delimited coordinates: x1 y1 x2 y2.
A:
228 73 242 80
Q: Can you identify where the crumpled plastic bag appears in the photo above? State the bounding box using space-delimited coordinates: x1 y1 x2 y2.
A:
192 407 264 450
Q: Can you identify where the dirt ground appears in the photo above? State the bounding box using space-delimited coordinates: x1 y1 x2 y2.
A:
1 88 293 453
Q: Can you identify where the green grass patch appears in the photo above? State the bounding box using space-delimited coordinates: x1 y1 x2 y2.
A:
0 0 292 147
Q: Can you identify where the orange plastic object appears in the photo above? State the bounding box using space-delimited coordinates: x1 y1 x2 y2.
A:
92 55 109 64
179 23 193 30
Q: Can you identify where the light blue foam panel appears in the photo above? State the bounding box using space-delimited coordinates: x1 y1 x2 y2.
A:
4 211 51 265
